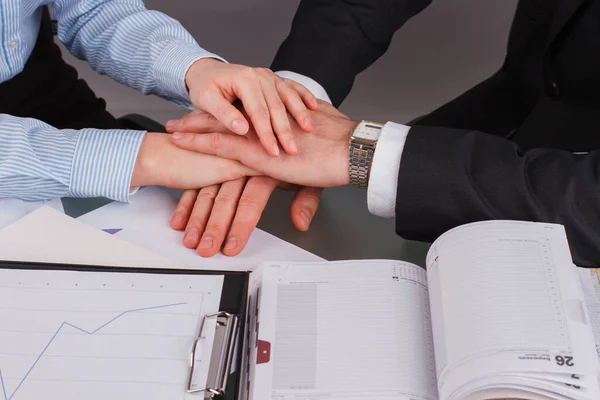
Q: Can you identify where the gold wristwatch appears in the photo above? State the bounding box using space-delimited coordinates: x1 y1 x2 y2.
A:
349 121 384 188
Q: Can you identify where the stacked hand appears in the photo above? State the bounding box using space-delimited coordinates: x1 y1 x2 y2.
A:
155 58 351 257
137 58 358 258
181 58 318 155
164 109 326 257
171 101 357 187
165 101 357 257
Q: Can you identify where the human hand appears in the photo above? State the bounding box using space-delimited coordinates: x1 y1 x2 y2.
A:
169 178 322 257
180 58 318 156
165 109 324 256
170 101 357 188
131 132 258 189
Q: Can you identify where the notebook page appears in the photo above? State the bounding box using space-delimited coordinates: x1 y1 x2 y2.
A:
249 260 437 400
579 268 600 363
426 221 599 400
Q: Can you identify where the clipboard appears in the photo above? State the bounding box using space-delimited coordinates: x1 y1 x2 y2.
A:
0 259 249 400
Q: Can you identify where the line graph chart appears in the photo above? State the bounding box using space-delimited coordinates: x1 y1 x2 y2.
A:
0 268 223 400
0 302 187 400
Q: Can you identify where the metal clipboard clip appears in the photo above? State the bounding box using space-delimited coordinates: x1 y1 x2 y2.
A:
187 311 239 398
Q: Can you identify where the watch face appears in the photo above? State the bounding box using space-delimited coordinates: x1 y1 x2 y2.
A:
354 123 382 141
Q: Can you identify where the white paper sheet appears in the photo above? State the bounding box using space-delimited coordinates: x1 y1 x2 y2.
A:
0 264 224 400
77 187 323 271
426 221 600 400
0 198 64 230
0 206 176 269
250 260 437 400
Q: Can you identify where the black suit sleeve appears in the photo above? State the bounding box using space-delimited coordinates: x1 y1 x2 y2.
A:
395 126 600 267
271 0 432 107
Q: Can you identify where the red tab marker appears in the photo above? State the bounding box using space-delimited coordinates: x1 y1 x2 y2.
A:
256 340 271 364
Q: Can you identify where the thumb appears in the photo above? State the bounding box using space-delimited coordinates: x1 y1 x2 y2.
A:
290 186 323 231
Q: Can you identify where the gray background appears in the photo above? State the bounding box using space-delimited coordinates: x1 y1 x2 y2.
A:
61 0 519 266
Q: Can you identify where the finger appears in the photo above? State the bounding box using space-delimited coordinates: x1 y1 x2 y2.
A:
170 189 199 230
166 110 228 134
222 177 279 257
262 79 297 154
234 76 279 156
198 89 250 135
290 186 322 231
277 79 314 133
197 178 247 257
182 185 220 249
284 78 319 111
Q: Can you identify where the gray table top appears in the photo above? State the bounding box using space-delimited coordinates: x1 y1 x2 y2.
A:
62 186 431 268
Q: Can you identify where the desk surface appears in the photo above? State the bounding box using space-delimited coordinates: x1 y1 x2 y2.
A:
62 186 431 267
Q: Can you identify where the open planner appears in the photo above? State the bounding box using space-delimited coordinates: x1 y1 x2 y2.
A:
243 221 600 400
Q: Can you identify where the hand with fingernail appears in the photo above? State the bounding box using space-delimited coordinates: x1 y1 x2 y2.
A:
166 108 323 258
129 132 259 190
169 178 322 258
171 101 357 188
182 58 318 156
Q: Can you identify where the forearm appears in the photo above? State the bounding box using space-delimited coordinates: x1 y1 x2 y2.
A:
272 0 432 106
0 114 254 203
0 114 144 201
53 0 223 107
364 120 600 266
394 126 600 267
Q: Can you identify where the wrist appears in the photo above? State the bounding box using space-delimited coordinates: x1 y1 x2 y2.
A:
131 132 171 187
185 58 223 91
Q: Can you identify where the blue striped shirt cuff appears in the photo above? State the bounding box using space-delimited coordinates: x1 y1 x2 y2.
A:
153 40 226 108
69 129 146 202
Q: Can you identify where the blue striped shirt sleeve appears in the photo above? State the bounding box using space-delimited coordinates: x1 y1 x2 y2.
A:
51 0 225 107
0 114 145 202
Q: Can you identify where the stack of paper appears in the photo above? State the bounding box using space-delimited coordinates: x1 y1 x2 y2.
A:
0 187 321 270
0 206 224 400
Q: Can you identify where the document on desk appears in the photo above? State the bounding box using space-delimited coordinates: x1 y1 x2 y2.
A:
77 187 322 271
0 198 63 230
249 260 437 400
0 267 223 400
0 206 177 269
245 221 600 400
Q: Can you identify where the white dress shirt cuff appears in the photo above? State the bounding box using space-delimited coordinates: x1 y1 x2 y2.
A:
275 71 332 104
69 129 146 203
367 122 410 218
154 40 227 109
